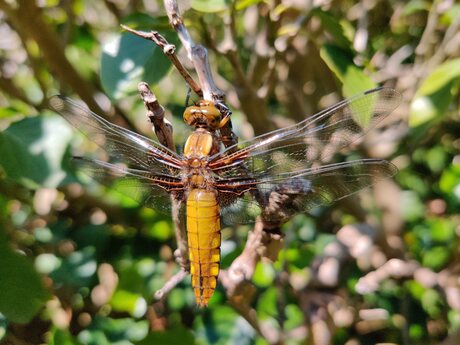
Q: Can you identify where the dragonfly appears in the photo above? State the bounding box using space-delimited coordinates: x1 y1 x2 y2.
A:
50 87 401 306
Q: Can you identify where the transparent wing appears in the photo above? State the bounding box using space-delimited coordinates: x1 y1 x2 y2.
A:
209 87 401 179
49 95 183 175
211 87 401 224
73 157 184 214
217 159 397 225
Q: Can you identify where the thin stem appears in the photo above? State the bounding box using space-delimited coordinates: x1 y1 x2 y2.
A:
154 269 188 300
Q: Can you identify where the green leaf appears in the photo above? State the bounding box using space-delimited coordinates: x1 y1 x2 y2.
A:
284 304 303 331
235 0 264 11
47 327 83 345
314 233 336 254
422 246 451 271
121 13 173 31
257 287 278 317
50 247 97 287
439 163 460 202
425 146 448 173
421 288 443 317
144 220 173 240
409 58 460 126
401 191 425 222
78 316 149 345
252 261 275 287
0 314 6 341
319 44 375 98
134 327 195 345
192 0 229 13
195 306 256 345
415 58 460 95
428 218 455 242
100 18 181 100
167 288 189 311
312 9 352 49
441 4 460 24
0 231 49 323
409 324 425 341
110 290 147 318
448 310 460 330
0 115 73 189
406 280 425 300
402 0 430 16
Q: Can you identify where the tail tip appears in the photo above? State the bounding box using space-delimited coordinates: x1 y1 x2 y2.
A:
196 298 209 308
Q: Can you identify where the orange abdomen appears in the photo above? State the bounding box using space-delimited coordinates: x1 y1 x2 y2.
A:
186 189 221 307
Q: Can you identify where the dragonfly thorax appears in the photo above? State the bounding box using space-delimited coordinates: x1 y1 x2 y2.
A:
184 128 220 158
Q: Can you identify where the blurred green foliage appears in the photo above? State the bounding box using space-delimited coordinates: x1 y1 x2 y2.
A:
0 0 459 344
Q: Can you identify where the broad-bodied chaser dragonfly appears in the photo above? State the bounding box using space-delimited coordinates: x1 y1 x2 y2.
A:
50 87 401 306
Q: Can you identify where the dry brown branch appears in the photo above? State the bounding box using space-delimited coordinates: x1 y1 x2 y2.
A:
137 82 175 151
221 220 283 290
121 25 203 98
137 82 189 270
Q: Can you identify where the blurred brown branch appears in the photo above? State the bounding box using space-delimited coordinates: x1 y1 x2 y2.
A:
220 219 284 343
0 0 103 113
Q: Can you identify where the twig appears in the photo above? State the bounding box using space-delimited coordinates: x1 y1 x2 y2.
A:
229 295 280 344
424 15 460 73
121 25 203 98
154 269 188 300
138 82 175 151
163 0 217 100
355 259 419 294
163 0 238 148
171 197 189 271
138 82 191 288
414 0 440 58
300 291 337 345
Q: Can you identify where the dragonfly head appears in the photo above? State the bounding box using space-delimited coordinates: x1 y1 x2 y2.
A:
183 100 230 130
